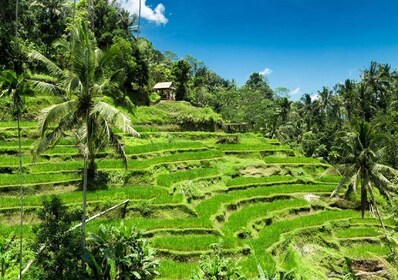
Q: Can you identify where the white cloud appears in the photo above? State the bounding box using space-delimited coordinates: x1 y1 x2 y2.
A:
118 0 168 25
311 94 319 101
259 68 273 76
290 87 301 95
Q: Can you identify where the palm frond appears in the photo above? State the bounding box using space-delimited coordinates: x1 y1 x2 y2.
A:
29 80 63 96
37 100 77 136
52 37 70 52
28 50 65 79
331 166 356 197
373 163 398 176
33 112 78 159
107 123 128 168
91 101 140 137
96 45 120 70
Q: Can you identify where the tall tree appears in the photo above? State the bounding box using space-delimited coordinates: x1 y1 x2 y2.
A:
0 70 30 279
363 61 391 112
331 122 398 227
245 72 273 99
33 196 83 279
29 22 139 247
172 59 191 101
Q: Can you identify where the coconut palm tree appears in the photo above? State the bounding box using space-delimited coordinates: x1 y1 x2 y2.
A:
278 97 292 125
0 69 29 279
29 21 139 247
331 121 398 228
300 93 313 131
362 61 391 112
337 79 357 123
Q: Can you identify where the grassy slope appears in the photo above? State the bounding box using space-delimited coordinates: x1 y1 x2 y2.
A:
0 100 394 279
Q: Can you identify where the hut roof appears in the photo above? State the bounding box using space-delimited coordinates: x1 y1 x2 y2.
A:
153 82 174 90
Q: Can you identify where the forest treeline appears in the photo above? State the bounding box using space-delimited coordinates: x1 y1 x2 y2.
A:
1 0 398 165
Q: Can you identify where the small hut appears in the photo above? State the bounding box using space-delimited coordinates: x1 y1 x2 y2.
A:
153 82 175 100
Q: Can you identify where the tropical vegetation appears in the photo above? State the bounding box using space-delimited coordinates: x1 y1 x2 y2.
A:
0 0 398 279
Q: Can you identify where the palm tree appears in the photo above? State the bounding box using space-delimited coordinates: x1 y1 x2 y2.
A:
300 93 313 131
278 97 292 125
337 79 357 123
331 121 398 228
29 21 139 247
362 61 391 113
0 70 29 279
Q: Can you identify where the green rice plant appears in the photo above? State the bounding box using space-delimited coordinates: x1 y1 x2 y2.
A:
0 137 77 148
195 184 335 219
317 176 342 183
216 144 290 151
158 260 197 280
343 244 390 258
97 150 224 171
0 121 37 128
253 210 360 250
86 217 213 232
150 235 237 251
0 139 34 146
146 150 223 166
29 161 84 173
124 141 206 155
0 146 32 153
263 156 321 164
42 145 80 155
0 186 180 209
0 156 43 167
0 224 35 239
157 168 220 188
350 217 395 227
334 226 382 238
226 176 295 187
222 199 310 236
264 139 281 144
0 172 80 187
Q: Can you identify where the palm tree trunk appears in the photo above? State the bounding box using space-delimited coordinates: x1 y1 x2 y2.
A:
17 111 24 279
137 0 141 38
81 111 89 249
14 0 24 278
361 172 368 218
82 156 88 249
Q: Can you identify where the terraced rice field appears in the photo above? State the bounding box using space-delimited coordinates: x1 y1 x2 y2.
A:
0 122 393 279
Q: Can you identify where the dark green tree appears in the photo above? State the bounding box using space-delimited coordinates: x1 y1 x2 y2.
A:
30 0 70 55
33 196 83 280
172 59 191 101
245 72 273 99
84 225 159 279
331 122 398 226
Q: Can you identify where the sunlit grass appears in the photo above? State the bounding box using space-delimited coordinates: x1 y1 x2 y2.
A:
195 184 335 219
222 199 310 236
157 168 220 188
264 156 321 164
0 172 80 186
226 175 295 187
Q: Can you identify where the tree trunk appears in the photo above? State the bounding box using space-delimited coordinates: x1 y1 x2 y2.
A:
81 111 90 249
360 170 368 218
17 111 24 279
15 1 23 278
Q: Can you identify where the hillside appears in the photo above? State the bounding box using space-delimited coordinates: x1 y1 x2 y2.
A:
0 103 394 279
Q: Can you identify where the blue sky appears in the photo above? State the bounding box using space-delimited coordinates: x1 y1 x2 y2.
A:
124 0 398 99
